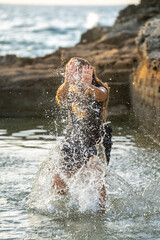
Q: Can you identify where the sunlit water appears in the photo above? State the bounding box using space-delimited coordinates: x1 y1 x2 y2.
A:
0 5 124 57
0 116 160 240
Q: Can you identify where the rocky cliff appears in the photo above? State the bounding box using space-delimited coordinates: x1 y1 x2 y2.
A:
0 0 160 124
132 18 160 143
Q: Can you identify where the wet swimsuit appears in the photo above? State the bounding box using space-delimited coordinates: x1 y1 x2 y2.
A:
59 84 112 173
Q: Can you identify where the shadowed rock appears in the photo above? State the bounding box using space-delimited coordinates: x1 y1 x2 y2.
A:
132 17 160 143
136 18 160 59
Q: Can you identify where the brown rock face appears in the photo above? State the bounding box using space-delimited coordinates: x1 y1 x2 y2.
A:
132 18 160 143
80 27 111 44
132 59 160 143
136 18 160 59
0 52 62 117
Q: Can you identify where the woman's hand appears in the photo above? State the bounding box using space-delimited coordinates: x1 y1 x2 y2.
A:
56 61 79 102
81 65 93 89
65 61 77 85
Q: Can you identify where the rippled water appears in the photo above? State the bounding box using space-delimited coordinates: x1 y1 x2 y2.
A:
0 116 160 240
0 4 123 57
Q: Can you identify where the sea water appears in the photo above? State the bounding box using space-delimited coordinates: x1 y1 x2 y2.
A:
0 116 160 239
0 4 124 57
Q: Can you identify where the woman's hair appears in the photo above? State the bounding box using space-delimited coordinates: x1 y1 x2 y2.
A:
68 57 109 121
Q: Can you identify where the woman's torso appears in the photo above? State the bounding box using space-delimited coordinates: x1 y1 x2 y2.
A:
60 85 105 172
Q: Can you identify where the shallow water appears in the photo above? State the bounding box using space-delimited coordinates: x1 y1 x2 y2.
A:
0 116 160 240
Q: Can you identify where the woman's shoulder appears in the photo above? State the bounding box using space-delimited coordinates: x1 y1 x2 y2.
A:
94 78 109 90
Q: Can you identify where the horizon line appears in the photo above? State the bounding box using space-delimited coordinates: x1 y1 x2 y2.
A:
0 2 136 6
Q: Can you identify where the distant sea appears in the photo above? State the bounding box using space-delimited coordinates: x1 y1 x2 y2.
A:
0 4 124 58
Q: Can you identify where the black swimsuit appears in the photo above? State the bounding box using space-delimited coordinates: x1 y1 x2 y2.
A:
60 85 112 173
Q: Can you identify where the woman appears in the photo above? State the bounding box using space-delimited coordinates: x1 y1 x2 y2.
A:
52 57 112 213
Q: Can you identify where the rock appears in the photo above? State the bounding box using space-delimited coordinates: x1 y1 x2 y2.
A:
80 27 110 44
115 5 138 25
140 0 160 7
115 0 160 31
132 17 160 143
97 0 160 48
132 59 160 143
0 55 17 65
0 66 62 117
98 31 137 46
136 18 160 59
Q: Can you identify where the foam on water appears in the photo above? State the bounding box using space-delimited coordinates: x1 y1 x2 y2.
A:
85 12 99 29
27 140 153 219
142 177 160 213
28 141 106 215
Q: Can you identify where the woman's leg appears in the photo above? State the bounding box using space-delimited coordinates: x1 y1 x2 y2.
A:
88 156 106 213
52 174 68 195
98 184 106 214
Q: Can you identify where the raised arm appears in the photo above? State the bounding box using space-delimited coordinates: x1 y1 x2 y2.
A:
82 65 108 102
56 61 77 102
56 82 70 102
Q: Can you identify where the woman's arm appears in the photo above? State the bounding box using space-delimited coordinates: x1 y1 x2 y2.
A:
82 65 108 102
56 82 70 102
87 85 108 102
56 61 77 102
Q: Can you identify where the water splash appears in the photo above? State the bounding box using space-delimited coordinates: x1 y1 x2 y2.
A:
27 140 152 219
28 141 107 215
85 12 99 29
105 168 151 220
142 177 160 213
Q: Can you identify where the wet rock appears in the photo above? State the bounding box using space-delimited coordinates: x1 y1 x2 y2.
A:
99 31 137 46
136 18 160 59
132 59 160 143
0 67 62 117
132 18 160 143
80 27 110 44
0 55 17 65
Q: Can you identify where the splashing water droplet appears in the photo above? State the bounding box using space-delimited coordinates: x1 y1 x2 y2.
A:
85 12 99 29
28 141 107 215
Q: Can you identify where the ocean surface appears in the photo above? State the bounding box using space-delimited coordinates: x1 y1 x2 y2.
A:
0 4 124 58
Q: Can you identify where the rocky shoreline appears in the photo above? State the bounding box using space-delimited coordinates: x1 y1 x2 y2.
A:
0 0 160 142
